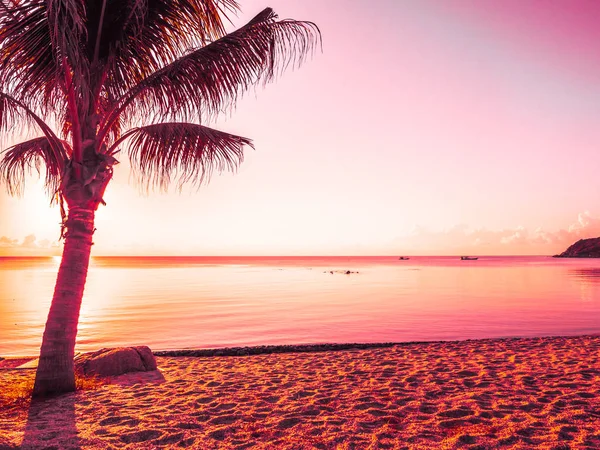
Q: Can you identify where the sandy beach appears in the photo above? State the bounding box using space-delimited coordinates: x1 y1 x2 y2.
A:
1 335 599 449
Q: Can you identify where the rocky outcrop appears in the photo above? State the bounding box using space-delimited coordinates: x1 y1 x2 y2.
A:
553 237 600 258
75 346 157 377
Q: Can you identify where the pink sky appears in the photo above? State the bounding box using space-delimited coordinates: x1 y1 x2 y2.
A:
2 0 600 255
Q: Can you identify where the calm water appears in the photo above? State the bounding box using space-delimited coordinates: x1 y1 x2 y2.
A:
1 256 600 356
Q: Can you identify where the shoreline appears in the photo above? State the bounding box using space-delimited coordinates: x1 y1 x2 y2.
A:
1 334 599 448
153 333 600 357
4 332 600 361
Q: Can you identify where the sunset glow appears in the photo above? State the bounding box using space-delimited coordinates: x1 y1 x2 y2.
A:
3 0 600 256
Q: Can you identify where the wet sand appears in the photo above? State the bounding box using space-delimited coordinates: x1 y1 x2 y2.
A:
1 335 599 449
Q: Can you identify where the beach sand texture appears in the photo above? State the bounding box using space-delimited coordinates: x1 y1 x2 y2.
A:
1 335 599 449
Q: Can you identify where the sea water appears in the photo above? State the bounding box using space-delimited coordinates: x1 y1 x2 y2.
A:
1 256 599 356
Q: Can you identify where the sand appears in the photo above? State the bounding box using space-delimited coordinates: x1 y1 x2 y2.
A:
1 335 599 449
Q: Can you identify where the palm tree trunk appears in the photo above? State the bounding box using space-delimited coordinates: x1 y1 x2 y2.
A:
32 207 95 398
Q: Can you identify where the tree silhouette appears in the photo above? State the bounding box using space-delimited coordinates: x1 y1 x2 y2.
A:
0 0 319 397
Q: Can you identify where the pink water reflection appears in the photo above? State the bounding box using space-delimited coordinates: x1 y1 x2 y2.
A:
1 256 599 356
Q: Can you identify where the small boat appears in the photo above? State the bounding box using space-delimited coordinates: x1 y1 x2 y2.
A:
460 256 478 261
398 257 410 260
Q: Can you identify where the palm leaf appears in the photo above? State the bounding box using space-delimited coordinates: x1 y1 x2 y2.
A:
87 0 240 85
0 91 66 159
113 122 252 191
46 0 88 98
0 136 69 197
100 7 320 137
0 89 25 134
0 0 62 110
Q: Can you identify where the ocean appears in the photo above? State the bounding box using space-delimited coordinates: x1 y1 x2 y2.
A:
1 256 599 356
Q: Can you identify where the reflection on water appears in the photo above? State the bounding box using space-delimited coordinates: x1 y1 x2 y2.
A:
1 256 600 356
570 268 600 282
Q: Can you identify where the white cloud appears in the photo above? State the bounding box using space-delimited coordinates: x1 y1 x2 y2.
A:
393 212 600 255
20 234 37 248
0 236 18 247
0 234 58 254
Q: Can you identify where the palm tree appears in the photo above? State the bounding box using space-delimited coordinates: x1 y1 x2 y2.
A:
0 0 319 397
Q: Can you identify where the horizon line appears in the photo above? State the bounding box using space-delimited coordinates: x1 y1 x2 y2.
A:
0 254 555 258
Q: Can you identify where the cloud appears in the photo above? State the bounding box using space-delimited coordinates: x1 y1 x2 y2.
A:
0 234 38 248
499 226 528 245
393 211 600 255
21 234 37 248
0 234 58 252
0 236 18 247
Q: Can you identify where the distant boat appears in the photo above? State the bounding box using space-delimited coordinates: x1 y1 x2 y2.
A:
460 256 478 261
398 257 410 260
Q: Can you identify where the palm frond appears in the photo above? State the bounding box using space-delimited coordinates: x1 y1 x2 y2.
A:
87 0 240 97
101 7 320 136
114 122 252 191
0 91 65 159
46 0 87 71
0 88 26 135
0 0 62 110
0 137 69 197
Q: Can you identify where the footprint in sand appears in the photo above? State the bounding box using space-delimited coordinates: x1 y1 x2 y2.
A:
379 368 395 377
98 416 139 427
209 414 240 425
176 421 202 429
208 428 229 441
354 401 386 411
131 390 151 398
212 402 237 411
419 403 438 414
195 396 214 405
357 419 386 430
176 437 197 448
302 407 321 417
458 434 477 444
519 402 542 412
457 370 478 377
191 413 210 422
438 419 467 429
278 417 301 429
558 429 576 441
295 389 315 398
516 427 536 438
438 407 474 419
119 430 162 444
366 409 389 417
498 436 519 446
152 432 185 446
552 399 568 409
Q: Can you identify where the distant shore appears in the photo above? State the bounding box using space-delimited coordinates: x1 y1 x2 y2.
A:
1 334 599 448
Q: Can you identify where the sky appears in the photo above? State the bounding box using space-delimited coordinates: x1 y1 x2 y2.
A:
2 0 600 256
